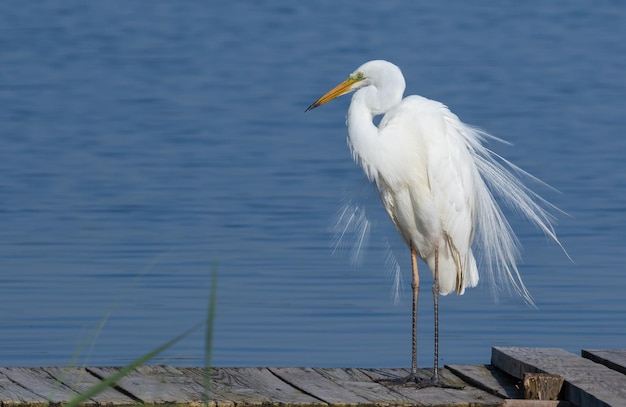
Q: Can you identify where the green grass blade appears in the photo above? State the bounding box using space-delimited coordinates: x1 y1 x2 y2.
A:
203 264 218 406
63 321 202 407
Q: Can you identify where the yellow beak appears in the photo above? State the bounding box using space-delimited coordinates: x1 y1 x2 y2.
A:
305 76 360 112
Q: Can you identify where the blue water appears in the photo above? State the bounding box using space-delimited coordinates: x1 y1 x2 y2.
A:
1 1 625 368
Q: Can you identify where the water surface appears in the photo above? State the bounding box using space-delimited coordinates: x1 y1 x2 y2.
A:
1 1 625 367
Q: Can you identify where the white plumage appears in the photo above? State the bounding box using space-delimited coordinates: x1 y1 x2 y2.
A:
306 60 564 386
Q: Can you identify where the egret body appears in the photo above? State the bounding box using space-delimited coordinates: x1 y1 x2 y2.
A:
306 60 563 386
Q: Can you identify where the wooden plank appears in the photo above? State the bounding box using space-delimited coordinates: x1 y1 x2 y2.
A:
0 364 581 407
88 365 209 405
272 367 500 406
272 368 422 406
492 347 626 407
0 367 82 404
582 349 626 375
42 366 135 405
181 367 324 406
269 367 372 405
447 364 522 399
0 369 48 407
358 367 503 406
351 367 435 405
503 401 572 407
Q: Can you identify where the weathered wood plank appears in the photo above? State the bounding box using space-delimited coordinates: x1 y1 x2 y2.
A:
447 364 522 399
492 347 626 407
582 349 626 375
353 367 436 405
42 366 136 405
502 401 572 406
0 367 82 404
0 365 509 407
272 368 448 406
88 365 209 405
0 364 573 407
269 367 373 405
360 367 503 406
0 369 48 407
181 367 325 406
300 368 419 405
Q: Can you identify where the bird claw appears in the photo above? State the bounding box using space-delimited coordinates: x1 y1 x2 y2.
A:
376 372 421 385
415 375 465 389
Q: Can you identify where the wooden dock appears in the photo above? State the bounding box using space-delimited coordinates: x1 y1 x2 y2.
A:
0 347 625 407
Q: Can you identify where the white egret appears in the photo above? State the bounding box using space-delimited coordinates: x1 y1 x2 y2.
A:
306 60 564 387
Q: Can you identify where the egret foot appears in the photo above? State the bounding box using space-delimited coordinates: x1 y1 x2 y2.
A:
376 372 422 386
414 374 465 389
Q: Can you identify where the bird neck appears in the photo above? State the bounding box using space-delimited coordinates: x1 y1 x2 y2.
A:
355 83 403 115
346 91 386 183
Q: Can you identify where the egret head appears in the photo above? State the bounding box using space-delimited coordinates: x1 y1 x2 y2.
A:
305 60 405 113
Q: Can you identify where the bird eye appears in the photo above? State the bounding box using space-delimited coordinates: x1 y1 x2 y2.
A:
354 72 365 80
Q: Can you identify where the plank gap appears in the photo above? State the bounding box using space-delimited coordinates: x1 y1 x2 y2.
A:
85 367 145 404
265 367 329 405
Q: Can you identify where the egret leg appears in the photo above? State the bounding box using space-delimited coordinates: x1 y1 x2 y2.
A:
415 244 464 389
410 244 419 376
376 245 462 388
432 244 441 381
375 245 422 384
